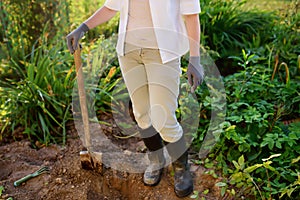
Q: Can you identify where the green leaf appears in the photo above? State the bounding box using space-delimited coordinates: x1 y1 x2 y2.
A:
190 191 199 199
268 140 274 149
275 141 282 149
231 188 236 196
292 156 300 164
204 162 214 168
262 160 275 170
238 155 245 170
227 115 243 123
215 182 227 187
244 164 263 173
221 187 226 197
288 133 298 140
0 185 4 196
260 140 269 147
287 187 297 197
203 189 209 195
232 160 240 170
230 172 244 183
264 164 276 172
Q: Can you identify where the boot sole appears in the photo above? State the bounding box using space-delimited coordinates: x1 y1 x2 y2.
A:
174 185 194 198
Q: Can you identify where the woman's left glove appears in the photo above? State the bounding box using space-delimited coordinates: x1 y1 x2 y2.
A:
187 56 205 92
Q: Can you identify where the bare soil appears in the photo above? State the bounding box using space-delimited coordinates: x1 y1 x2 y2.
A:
0 120 222 200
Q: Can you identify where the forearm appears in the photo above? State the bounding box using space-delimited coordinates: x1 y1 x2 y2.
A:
84 6 117 29
184 14 200 57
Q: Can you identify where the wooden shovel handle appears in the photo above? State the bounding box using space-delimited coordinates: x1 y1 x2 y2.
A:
74 45 91 149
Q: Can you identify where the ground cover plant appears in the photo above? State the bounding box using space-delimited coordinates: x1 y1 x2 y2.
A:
192 1 300 198
0 0 299 199
202 54 300 199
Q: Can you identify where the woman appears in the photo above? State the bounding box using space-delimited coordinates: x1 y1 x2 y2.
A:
67 0 204 197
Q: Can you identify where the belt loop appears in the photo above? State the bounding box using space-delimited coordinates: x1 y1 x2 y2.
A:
139 48 143 56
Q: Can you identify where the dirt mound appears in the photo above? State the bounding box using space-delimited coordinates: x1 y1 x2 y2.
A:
0 131 221 200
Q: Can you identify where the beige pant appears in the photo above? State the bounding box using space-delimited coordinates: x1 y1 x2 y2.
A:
118 44 183 143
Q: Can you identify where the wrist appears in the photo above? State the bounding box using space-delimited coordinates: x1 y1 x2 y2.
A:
79 23 90 33
189 56 200 65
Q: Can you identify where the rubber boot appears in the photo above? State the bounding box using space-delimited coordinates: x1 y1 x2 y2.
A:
166 136 193 198
140 126 165 186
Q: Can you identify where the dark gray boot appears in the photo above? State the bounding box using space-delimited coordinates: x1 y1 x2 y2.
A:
140 126 165 186
173 151 193 197
166 136 193 198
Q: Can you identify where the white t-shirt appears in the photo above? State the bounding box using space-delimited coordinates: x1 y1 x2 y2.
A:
104 0 201 63
125 0 158 49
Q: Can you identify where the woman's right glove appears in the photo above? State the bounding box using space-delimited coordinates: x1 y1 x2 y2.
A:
187 56 205 93
66 23 89 54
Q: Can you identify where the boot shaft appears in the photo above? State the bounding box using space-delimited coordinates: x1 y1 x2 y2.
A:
139 126 164 152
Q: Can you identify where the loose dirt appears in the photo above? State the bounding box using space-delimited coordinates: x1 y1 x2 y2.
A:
0 120 222 200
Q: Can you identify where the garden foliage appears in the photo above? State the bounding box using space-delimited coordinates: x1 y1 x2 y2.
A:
193 1 300 198
0 0 299 199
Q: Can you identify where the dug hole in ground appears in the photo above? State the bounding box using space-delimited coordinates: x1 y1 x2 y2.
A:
0 115 222 200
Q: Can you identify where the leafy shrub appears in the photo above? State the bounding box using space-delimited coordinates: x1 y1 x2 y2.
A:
0 29 75 146
217 67 300 197
0 3 299 199
0 0 120 145
199 0 276 74
269 1 300 78
199 0 300 79
193 50 300 199
0 0 69 61
0 0 75 146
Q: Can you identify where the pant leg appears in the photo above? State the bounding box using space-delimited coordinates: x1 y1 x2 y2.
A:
118 48 152 129
143 49 183 143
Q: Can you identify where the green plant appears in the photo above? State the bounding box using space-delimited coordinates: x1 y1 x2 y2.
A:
279 164 300 199
216 154 285 199
0 0 69 62
0 29 75 146
199 0 276 74
269 1 300 77
0 185 4 197
190 189 209 200
192 49 300 199
190 190 200 199
199 0 300 78
0 0 74 146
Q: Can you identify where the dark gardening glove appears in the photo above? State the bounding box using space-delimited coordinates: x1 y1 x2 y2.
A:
187 56 205 93
66 23 89 54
